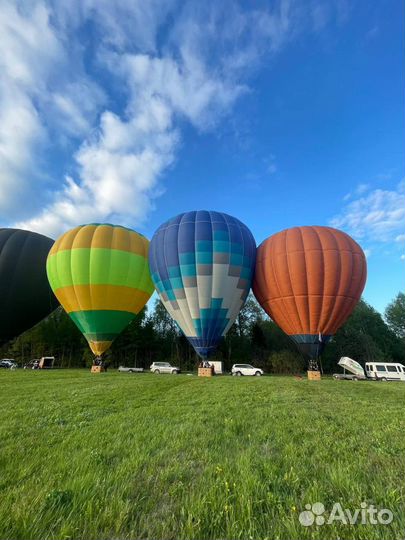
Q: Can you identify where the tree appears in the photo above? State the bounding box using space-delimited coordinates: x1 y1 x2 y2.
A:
2 290 403 373
147 299 192 366
268 350 305 374
109 307 153 367
150 299 179 339
385 292 405 338
0 307 88 367
235 294 265 337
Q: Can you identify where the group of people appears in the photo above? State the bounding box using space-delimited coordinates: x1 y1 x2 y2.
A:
198 360 211 368
93 357 107 371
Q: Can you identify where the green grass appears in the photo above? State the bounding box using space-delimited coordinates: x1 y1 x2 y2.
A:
0 370 404 540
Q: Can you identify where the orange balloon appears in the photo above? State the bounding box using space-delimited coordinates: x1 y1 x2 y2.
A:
253 226 367 358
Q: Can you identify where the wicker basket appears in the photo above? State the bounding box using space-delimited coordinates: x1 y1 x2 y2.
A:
91 365 106 373
198 367 213 377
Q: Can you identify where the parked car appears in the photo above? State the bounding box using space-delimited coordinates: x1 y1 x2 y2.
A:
24 356 55 370
118 366 144 373
0 359 17 369
150 362 180 374
24 359 39 369
365 362 405 381
231 364 263 376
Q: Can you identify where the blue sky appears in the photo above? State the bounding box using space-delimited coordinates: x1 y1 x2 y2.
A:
0 0 404 313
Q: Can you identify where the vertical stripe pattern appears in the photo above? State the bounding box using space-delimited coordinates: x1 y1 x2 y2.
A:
149 211 256 358
253 226 367 358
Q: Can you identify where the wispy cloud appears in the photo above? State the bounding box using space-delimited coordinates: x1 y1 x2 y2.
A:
309 0 350 31
0 1 106 222
355 183 370 195
0 3 61 219
365 25 379 41
342 182 371 201
330 180 405 244
6 0 298 235
2 0 350 237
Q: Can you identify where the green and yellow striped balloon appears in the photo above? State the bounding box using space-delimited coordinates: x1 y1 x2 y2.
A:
47 224 154 356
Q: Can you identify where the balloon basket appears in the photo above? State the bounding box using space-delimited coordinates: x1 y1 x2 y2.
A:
307 370 321 381
91 365 106 373
198 367 213 377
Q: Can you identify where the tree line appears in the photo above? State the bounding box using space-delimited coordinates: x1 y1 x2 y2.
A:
1 293 404 373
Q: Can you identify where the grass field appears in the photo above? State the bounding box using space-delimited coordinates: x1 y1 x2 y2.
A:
0 370 404 540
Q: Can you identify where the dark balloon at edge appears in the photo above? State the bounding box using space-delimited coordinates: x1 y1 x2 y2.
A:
0 228 59 344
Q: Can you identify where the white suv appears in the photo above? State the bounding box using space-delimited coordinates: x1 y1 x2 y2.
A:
232 364 263 376
150 362 180 374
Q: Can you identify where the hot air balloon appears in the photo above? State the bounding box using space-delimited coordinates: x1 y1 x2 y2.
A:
46 224 154 357
0 228 58 344
149 211 256 359
253 226 367 369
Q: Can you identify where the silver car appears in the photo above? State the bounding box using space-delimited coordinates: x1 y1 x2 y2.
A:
150 362 180 374
0 359 17 369
231 364 263 376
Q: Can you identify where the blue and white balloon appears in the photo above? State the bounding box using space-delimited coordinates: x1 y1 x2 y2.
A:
149 211 256 358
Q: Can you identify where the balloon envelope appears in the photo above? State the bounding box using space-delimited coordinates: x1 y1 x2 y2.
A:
46 224 154 356
149 211 256 358
253 226 367 358
0 228 58 344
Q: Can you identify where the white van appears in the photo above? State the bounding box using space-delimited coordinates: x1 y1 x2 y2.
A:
365 362 405 381
207 361 223 374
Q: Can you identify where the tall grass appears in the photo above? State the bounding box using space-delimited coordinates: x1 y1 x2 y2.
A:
0 370 404 539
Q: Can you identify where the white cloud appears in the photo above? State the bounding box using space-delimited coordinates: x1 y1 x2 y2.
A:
119 53 246 130
18 104 178 237
0 2 61 218
395 234 405 243
401 254 405 261
4 0 350 237
13 0 296 237
17 42 246 236
330 181 405 243
0 1 107 221
53 0 179 53
0 3 62 89
49 82 106 138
